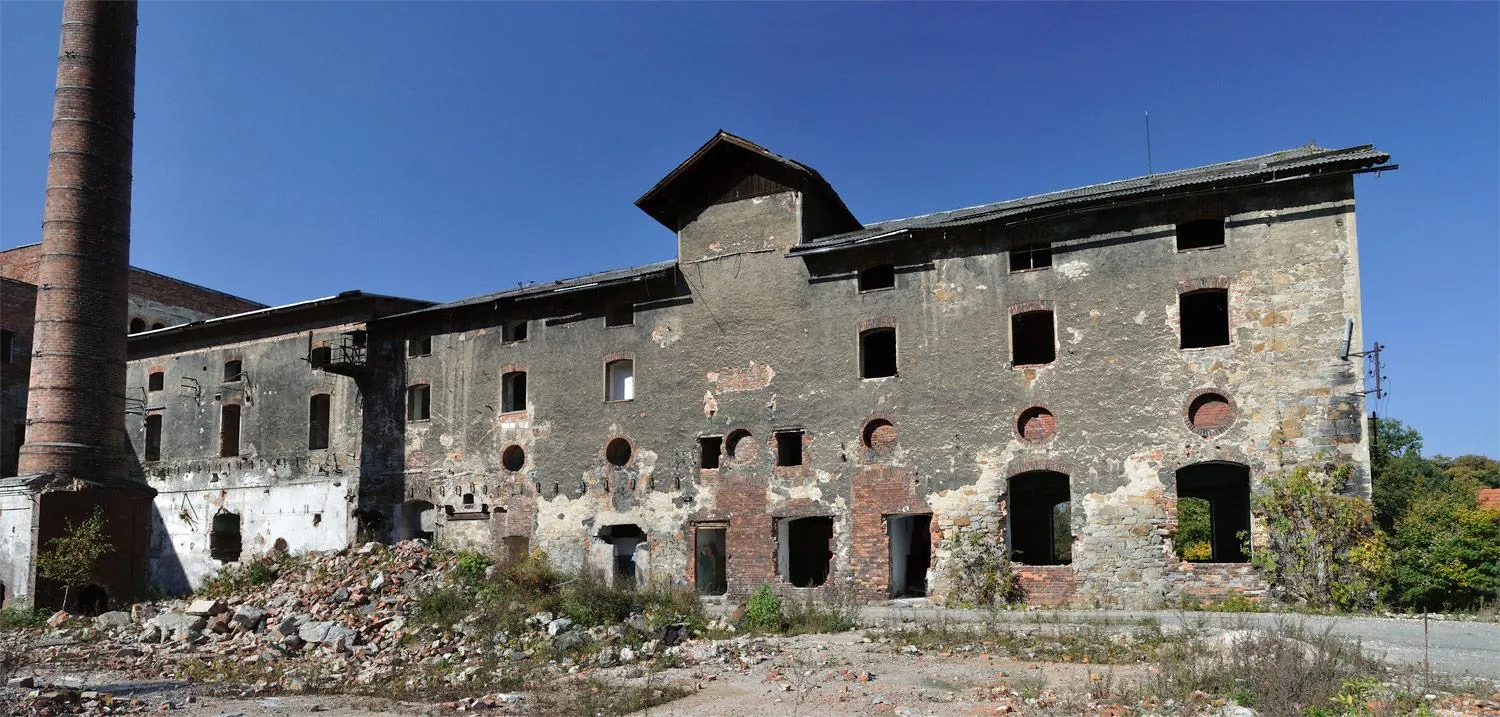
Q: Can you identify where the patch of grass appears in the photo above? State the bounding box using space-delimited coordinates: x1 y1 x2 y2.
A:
413 586 474 626
1152 619 1388 716
542 678 691 715
0 606 46 630
197 554 294 598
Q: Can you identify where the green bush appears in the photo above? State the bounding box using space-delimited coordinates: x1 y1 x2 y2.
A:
942 529 1022 607
197 554 290 598
0 606 46 630
1255 464 1391 610
743 584 783 632
1387 490 1500 611
414 586 473 626
454 550 493 585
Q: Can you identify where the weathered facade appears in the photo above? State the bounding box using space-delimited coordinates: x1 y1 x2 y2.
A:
8 129 1394 609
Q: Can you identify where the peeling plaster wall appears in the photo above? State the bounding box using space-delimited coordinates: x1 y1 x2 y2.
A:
376 174 1368 608
0 492 37 605
125 327 365 594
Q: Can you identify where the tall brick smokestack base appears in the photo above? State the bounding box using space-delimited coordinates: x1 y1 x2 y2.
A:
19 0 137 482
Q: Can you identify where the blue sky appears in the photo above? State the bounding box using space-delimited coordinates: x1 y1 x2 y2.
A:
2 3 1495 456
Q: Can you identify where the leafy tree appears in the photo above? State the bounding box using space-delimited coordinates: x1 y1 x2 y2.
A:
1386 490 1500 610
34 508 113 611
1371 418 1451 530
1439 454 1500 489
1175 497 1214 561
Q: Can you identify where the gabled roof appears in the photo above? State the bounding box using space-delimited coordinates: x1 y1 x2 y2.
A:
789 144 1395 256
635 130 862 234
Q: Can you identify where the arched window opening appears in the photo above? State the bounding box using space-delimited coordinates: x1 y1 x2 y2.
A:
1175 462 1251 563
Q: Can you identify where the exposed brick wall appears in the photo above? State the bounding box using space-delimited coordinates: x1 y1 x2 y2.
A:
850 466 928 600
19 0 138 482
1016 565 1081 606
1 279 37 476
692 471 771 598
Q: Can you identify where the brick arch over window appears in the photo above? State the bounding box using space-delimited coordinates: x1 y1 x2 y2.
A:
1002 456 1078 480
1176 276 1232 294
1008 299 1055 316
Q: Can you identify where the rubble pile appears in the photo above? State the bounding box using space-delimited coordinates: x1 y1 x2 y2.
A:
6 541 773 705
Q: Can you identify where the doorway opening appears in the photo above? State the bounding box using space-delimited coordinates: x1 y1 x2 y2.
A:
779 516 833 587
597 524 644 586
887 514 932 598
695 524 728 596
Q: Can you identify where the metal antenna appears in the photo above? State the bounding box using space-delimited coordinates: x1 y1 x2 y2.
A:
1145 111 1154 177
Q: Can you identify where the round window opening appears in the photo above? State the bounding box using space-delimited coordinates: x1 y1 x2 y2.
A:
605 438 633 467
1187 392 1235 437
1016 407 1057 443
862 419 897 455
502 445 526 472
725 429 754 461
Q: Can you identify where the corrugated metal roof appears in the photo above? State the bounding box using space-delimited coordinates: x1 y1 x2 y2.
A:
387 259 678 319
789 144 1393 255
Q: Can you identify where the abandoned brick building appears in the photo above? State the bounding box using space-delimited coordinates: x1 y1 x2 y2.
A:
9 128 1394 611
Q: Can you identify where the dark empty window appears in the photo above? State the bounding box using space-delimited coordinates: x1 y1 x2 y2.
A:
606 304 634 327
151 322 165 330
148 371 164 392
210 512 242 563
407 384 430 421
695 525 728 596
0 329 13 364
308 393 331 450
606 437 632 467
1009 244 1053 272
774 430 804 467
858 264 895 292
219 404 241 457
781 516 833 587
309 345 332 368
503 320 528 342
129 318 145 333
223 360 242 382
408 336 432 357
699 435 723 470
860 328 897 379
1011 311 1056 365
1180 289 1230 348
144 414 162 462
502 444 526 472
1177 218 1225 251
1009 471 1071 565
501 371 527 412
1175 462 1251 563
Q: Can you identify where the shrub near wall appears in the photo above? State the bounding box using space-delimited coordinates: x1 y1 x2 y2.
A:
1254 464 1391 611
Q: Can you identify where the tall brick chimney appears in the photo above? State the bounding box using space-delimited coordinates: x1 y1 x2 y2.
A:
18 0 137 483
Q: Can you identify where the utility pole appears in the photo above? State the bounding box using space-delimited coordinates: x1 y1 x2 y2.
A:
1349 341 1385 457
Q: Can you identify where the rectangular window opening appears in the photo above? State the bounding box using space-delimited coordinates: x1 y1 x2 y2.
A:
778 516 833 587
1180 289 1230 348
223 360 242 382
774 429 804 467
1008 472 1072 565
1009 244 1053 272
144 414 162 462
858 264 895 292
1011 311 1056 365
501 371 527 412
860 328 897 379
219 404 241 458
210 512 242 563
605 359 634 401
407 384 430 421
695 526 728 596
698 435 722 470
1175 463 1252 563
605 304 634 327
0 329 14 365
148 371 164 392
1177 218 1225 251
503 320 528 342
308 393 331 450
887 514 932 598
408 336 432 357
